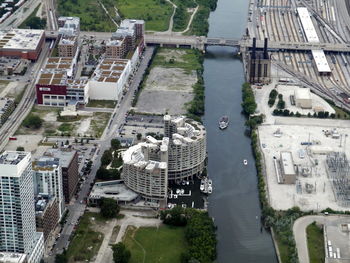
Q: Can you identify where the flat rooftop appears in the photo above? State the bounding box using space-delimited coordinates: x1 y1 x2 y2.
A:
0 252 27 263
297 7 319 43
91 58 129 83
295 88 311 100
311 50 332 73
0 29 44 51
33 156 60 170
67 78 88 90
90 180 138 202
280 151 295 175
59 35 77 46
37 57 74 85
0 151 29 166
44 148 76 168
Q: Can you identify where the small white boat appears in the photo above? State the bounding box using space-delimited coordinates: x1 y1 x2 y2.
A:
200 181 205 192
208 179 212 186
208 186 212 194
219 116 229 129
243 159 248 165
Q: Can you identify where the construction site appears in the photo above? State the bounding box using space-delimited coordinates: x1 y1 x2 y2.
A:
258 121 350 211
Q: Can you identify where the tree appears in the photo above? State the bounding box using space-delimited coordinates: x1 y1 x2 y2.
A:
136 133 142 140
24 16 47 29
100 198 120 218
55 250 68 263
23 114 43 129
101 150 113 166
96 167 120 181
112 242 131 263
111 139 121 150
16 146 25 151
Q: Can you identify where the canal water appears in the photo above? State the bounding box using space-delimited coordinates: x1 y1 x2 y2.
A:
204 0 278 262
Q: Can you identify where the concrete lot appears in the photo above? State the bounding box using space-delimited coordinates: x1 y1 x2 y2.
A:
259 120 350 211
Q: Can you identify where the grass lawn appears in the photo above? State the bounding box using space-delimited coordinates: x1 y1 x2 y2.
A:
275 232 290 263
58 123 74 133
116 0 173 31
58 0 117 31
307 222 325 263
123 225 187 263
152 48 202 73
86 100 116 108
331 104 350 119
66 212 104 262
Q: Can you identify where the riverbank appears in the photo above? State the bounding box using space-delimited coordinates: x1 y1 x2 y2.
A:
242 82 315 263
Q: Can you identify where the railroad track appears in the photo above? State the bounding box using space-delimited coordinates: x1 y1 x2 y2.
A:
0 44 50 151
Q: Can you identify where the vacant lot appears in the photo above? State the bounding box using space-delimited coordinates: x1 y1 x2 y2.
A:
16 106 111 138
136 48 201 115
58 0 117 31
86 100 116 108
123 225 187 263
116 0 173 31
66 212 105 262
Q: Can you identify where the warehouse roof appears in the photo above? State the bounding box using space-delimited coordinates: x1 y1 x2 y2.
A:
311 50 331 73
295 88 311 100
297 7 319 43
91 58 129 83
280 151 295 175
0 29 44 51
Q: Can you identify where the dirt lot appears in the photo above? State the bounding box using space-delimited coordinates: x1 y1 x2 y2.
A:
136 48 198 115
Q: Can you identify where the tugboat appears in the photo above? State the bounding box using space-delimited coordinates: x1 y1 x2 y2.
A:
219 116 229 129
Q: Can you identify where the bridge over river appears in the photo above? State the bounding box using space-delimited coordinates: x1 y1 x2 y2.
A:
44 30 350 53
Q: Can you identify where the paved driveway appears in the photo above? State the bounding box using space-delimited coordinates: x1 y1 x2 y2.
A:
293 215 350 263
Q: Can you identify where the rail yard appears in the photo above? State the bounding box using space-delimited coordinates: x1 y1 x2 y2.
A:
247 0 350 109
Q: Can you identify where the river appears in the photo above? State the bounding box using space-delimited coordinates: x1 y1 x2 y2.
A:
204 0 278 262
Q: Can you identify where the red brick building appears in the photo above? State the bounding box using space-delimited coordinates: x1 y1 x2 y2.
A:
0 29 45 60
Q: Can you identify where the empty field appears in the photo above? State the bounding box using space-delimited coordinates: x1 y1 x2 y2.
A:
123 225 187 263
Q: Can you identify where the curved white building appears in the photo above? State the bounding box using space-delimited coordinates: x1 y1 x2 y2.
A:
122 115 206 201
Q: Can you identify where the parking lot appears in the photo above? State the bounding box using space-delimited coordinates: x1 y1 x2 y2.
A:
118 113 164 139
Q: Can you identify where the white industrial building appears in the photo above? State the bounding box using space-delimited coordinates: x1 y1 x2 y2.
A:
0 151 44 263
87 58 131 101
280 151 296 184
295 88 312 109
311 50 331 74
297 7 331 75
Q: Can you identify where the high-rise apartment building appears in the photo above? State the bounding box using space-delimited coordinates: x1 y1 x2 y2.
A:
122 115 206 203
33 156 64 218
44 149 79 203
0 151 44 263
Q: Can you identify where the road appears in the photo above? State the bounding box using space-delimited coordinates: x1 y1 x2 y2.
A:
46 46 155 261
0 0 41 29
45 0 58 31
293 215 350 263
